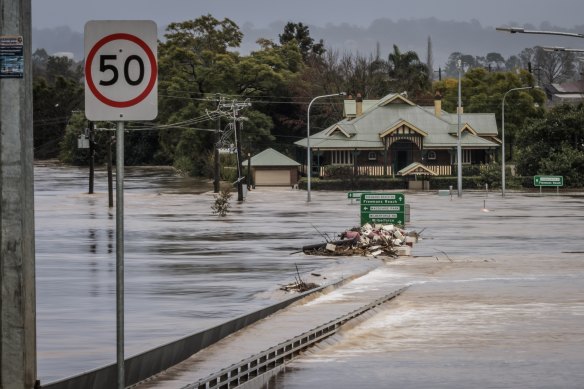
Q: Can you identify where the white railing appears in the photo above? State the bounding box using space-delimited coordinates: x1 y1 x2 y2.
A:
299 164 453 177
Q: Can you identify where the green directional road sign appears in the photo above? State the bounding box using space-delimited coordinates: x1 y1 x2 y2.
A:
360 193 405 225
360 193 405 205
534 175 563 187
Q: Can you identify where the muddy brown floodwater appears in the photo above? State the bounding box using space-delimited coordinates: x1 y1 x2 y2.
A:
35 162 584 388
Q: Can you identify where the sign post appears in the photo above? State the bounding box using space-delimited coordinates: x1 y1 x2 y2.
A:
534 175 563 195
84 20 157 389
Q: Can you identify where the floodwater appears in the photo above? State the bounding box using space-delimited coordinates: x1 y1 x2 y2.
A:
34 162 369 383
35 162 584 388
273 192 584 388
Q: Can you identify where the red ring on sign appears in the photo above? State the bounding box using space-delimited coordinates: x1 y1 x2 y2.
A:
85 33 157 108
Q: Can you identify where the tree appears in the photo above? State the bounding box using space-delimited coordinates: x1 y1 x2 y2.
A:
515 104 584 187
505 55 522 71
486 52 505 71
387 44 431 97
434 68 545 161
533 46 576 85
31 50 85 159
279 22 325 61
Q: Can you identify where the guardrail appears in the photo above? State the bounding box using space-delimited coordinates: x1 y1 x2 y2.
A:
41 268 377 389
184 285 409 389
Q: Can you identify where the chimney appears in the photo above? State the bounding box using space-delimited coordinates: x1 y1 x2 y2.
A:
356 93 363 117
434 91 442 118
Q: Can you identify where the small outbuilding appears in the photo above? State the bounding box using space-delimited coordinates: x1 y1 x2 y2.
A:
243 148 300 187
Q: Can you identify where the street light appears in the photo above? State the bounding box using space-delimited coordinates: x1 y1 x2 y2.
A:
456 59 463 198
501 86 538 197
541 46 584 53
307 92 346 203
496 27 584 39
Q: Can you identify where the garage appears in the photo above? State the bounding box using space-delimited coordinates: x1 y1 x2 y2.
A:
255 169 292 186
243 148 300 187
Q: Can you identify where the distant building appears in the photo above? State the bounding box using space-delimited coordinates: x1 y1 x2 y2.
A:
544 80 584 106
295 93 500 177
243 148 300 187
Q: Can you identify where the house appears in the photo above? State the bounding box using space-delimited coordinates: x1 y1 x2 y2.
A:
544 80 584 106
242 148 300 187
295 93 500 177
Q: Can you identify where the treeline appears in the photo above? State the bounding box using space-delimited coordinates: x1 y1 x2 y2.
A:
32 14 584 184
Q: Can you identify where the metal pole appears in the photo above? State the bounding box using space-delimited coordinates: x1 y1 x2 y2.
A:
89 121 95 194
501 93 506 197
457 60 463 197
108 136 114 208
307 92 345 203
116 121 125 389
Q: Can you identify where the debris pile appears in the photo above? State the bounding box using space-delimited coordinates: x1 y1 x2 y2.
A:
302 224 420 258
280 265 320 292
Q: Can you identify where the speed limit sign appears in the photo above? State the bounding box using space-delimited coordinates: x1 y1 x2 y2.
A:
84 20 157 121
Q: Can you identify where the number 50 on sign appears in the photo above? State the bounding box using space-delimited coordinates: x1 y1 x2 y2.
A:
84 20 157 121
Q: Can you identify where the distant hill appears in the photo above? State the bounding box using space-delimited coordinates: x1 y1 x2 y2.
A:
33 19 584 71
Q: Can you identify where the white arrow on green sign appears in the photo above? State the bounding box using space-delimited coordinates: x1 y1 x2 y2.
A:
361 205 404 212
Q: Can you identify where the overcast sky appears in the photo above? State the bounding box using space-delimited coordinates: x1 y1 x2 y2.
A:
32 0 584 32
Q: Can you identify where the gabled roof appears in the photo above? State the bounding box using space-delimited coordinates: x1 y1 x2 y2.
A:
379 119 428 138
398 162 438 176
242 148 300 167
295 93 500 150
377 93 416 107
325 124 356 137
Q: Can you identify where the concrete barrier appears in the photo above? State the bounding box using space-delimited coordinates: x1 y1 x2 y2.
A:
40 268 375 389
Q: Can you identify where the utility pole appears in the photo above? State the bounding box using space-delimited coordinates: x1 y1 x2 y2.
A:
0 0 37 388
214 94 221 193
218 99 251 201
233 104 244 201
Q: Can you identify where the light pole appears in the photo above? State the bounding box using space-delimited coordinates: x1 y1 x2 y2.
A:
501 86 537 197
542 46 584 53
496 27 584 39
307 92 346 203
456 59 463 197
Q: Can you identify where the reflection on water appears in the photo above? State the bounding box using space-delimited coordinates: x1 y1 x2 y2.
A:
34 163 362 382
35 162 584 386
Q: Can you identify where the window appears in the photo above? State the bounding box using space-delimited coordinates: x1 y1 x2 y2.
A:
427 150 436 160
463 150 472 164
368 151 377 160
331 150 354 165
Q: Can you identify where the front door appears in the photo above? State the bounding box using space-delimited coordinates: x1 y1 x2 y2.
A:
396 150 409 171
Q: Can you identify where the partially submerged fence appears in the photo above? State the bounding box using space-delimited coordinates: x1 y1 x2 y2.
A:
185 286 409 389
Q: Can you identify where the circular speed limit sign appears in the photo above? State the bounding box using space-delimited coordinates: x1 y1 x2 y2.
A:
84 20 158 121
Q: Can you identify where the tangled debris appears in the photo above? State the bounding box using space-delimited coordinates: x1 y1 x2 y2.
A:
280 264 320 292
302 224 421 258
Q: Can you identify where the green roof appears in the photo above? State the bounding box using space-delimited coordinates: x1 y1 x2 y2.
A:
296 93 500 150
242 148 300 167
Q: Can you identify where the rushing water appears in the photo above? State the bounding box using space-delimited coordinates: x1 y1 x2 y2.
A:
34 162 367 383
272 191 584 388
35 163 584 387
